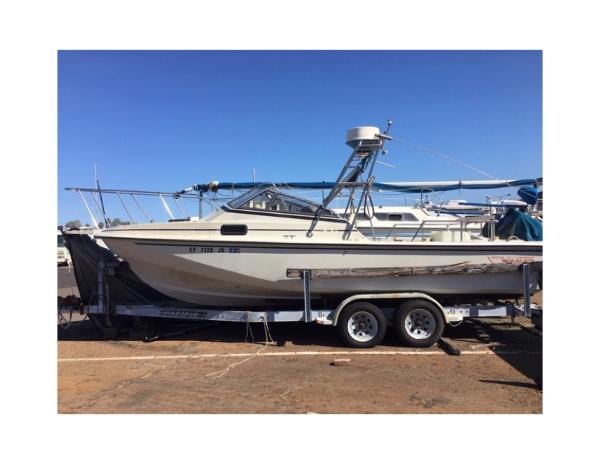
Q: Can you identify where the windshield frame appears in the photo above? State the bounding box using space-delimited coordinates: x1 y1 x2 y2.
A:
224 188 344 221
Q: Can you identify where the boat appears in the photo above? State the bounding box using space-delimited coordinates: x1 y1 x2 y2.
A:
57 229 72 266
333 204 486 239
96 125 542 307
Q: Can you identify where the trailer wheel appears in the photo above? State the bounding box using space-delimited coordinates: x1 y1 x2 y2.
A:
394 299 444 348
337 302 387 348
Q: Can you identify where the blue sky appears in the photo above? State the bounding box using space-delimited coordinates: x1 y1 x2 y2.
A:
58 50 542 225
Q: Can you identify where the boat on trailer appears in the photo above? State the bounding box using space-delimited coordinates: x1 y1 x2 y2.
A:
97 124 542 307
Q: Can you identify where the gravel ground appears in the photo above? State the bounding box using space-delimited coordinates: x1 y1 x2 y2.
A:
58 313 542 413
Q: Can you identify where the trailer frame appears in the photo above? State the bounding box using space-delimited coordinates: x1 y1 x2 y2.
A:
85 260 540 347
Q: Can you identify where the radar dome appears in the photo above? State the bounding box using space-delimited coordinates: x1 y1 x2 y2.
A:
345 126 381 147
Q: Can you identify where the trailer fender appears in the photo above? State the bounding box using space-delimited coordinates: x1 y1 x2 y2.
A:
332 292 448 326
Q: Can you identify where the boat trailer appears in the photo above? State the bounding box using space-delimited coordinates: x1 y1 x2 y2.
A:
83 259 541 348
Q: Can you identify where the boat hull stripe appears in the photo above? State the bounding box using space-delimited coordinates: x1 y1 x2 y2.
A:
100 236 542 253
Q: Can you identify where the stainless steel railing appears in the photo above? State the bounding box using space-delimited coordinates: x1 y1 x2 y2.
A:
407 215 496 242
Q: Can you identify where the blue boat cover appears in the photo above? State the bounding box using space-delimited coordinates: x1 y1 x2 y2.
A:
495 208 543 241
517 186 539 205
190 178 543 194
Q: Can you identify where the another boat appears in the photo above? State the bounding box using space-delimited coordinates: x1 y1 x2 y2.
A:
334 204 486 239
57 229 72 266
97 125 542 307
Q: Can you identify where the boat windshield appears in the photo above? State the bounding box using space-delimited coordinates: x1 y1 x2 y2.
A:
226 187 264 209
227 188 340 219
57 235 65 247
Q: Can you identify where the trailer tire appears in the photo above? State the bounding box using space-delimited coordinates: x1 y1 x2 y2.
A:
337 302 387 348
394 299 444 348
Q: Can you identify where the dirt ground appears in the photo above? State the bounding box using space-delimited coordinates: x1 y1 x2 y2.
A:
58 267 542 414
58 316 542 414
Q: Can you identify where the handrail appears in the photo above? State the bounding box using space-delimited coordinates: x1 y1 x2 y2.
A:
410 215 495 242
65 186 200 198
67 186 201 228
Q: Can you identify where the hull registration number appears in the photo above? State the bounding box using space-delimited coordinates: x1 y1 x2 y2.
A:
188 246 240 254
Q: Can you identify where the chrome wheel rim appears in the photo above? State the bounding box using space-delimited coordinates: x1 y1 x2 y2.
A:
347 311 379 342
404 309 436 340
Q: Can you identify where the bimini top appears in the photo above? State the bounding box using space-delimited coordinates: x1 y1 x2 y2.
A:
187 178 542 194
223 187 343 221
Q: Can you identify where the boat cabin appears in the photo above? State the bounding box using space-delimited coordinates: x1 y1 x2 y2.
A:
223 187 342 221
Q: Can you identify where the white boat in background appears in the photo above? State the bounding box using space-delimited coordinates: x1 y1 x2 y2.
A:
334 204 486 240
57 229 72 266
96 125 542 307
427 198 528 215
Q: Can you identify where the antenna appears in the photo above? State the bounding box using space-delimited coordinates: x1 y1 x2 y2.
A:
92 162 109 227
252 168 256 182
91 162 98 205
96 178 109 226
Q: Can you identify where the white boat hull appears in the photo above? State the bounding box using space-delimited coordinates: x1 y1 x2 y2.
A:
101 236 542 307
